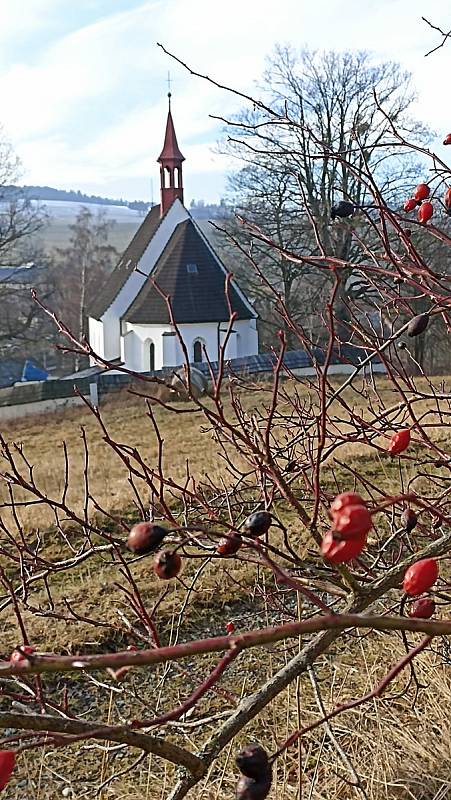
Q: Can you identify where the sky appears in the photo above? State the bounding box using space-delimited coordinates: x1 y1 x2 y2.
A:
0 0 450 205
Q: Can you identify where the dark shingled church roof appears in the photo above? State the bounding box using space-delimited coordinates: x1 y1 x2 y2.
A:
122 218 254 324
89 204 161 319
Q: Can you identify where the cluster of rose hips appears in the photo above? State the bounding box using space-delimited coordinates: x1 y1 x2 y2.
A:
403 183 433 223
126 511 273 579
404 178 451 222
235 744 272 800
321 492 372 563
321 428 413 564
404 558 439 619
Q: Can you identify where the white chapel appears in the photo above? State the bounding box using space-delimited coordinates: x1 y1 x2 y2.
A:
88 96 259 372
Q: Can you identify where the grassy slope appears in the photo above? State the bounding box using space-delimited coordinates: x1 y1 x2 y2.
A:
1 380 451 799
32 219 141 254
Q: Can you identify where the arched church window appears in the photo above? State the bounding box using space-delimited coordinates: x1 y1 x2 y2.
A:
144 339 155 371
193 340 204 363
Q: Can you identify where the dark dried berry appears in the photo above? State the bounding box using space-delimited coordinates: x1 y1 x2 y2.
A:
153 550 182 579
216 533 242 556
127 523 168 555
331 200 354 220
236 773 272 800
236 745 269 779
243 512 272 538
409 597 435 619
407 314 429 337
398 341 407 350
401 508 418 532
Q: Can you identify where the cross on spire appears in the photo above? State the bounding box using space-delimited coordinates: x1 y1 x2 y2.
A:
167 71 172 108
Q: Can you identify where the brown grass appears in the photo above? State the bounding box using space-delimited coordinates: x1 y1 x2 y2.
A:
1 377 451 798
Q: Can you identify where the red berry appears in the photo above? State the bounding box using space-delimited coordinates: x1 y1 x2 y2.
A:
417 201 433 224
408 597 435 619
330 492 365 516
226 621 235 634
321 530 366 563
403 197 417 213
413 183 430 202
403 558 439 596
153 550 182 580
216 532 242 556
243 511 272 538
0 751 16 791
388 429 410 455
332 504 372 539
444 187 451 209
127 522 167 555
10 645 35 664
443 133 451 145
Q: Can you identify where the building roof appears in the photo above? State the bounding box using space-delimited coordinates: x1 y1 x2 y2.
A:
89 204 161 319
122 218 254 324
0 264 46 285
158 102 185 164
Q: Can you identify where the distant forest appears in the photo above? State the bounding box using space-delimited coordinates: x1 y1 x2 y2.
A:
2 185 151 212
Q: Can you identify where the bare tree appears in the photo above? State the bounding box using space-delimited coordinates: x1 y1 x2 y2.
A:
53 207 118 371
219 47 432 344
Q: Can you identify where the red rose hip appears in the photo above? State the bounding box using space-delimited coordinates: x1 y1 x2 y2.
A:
321 529 367 563
403 198 417 213
413 183 430 202
0 751 16 791
417 201 433 224
403 558 439 596
388 429 410 455
330 492 366 516
332 504 372 539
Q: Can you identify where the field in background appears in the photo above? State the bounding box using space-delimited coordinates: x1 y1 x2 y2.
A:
29 200 218 254
1 377 451 799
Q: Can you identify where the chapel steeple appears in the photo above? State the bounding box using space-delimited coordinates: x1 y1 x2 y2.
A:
157 93 185 217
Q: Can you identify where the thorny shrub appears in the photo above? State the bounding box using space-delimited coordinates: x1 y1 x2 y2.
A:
0 60 451 800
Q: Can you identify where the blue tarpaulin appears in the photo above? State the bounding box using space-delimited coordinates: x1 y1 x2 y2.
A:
21 361 48 382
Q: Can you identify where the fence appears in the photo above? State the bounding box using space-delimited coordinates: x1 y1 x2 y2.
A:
0 346 385 421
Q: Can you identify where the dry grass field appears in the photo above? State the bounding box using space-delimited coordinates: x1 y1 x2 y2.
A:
1 378 451 799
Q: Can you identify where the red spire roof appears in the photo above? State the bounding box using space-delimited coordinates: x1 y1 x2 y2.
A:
158 95 185 164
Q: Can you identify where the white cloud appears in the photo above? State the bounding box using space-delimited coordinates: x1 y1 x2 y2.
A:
3 0 451 202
